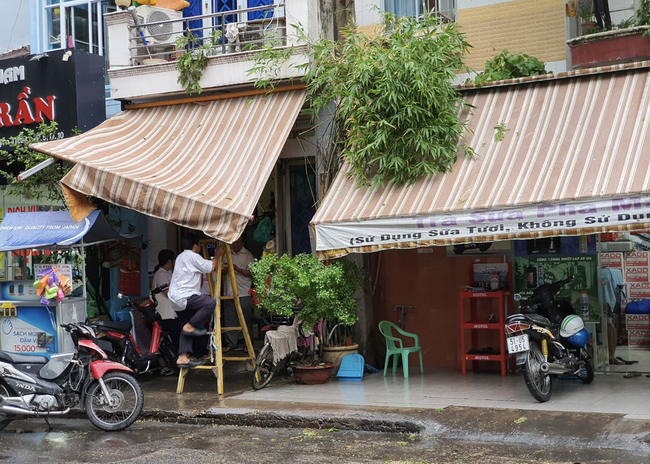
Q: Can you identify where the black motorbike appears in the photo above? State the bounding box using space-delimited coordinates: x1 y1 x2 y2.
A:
91 284 178 375
505 276 594 402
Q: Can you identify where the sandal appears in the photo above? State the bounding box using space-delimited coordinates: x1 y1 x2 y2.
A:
623 371 642 378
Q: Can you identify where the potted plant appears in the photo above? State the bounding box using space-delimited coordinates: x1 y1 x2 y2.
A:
579 0 597 35
250 253 365 384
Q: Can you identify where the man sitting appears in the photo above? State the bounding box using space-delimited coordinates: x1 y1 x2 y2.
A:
168 234 224 367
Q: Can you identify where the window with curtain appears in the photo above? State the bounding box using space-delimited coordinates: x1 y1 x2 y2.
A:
383 0 456 21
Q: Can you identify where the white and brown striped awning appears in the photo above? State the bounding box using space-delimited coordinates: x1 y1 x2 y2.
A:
32 89 306 243
312 65 650 259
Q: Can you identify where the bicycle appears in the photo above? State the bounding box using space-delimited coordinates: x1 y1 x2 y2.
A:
251 305 312 390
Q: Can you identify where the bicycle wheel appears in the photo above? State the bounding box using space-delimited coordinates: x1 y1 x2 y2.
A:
252 344 275 390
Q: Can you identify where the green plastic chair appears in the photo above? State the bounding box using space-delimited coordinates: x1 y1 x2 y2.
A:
378 321 423 379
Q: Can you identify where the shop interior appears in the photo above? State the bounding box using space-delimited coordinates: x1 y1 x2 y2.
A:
370 233 650 376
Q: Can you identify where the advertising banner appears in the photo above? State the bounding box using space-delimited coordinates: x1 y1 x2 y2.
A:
315 194 650 252
513 254 598 321
0 306 57 354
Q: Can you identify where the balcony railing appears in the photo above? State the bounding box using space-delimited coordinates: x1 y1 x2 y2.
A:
126 3 286 66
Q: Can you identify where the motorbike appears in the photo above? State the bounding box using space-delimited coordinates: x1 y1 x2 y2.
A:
505 276 594 402
0 322 144 432
91 284 178 375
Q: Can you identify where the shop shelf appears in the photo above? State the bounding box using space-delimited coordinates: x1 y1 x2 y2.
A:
459 290 510 376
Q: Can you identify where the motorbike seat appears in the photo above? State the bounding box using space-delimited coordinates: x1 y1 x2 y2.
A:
93 320 133 332
0 351 49 364
506 313 552 328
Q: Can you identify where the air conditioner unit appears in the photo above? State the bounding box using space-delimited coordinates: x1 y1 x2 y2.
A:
136 5 183 46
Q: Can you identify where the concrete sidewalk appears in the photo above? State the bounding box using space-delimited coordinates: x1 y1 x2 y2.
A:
137 367 650 454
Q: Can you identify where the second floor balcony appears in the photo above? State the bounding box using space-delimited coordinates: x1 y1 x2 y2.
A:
106 0 314 102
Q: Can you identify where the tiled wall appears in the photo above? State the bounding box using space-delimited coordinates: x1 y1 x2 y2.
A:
458 0 566 71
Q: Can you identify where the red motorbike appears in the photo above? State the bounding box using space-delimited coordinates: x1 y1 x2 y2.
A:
0 322 144 432
92 284 178 375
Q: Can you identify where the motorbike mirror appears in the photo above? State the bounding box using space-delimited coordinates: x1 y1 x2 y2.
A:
117 292 124 299
513 293 522 301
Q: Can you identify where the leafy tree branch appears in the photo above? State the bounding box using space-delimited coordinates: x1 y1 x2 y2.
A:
250 13 476 190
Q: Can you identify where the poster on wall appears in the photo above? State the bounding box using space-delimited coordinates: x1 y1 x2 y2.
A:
0 306 57 354
513 236 598 321
513 255 598 320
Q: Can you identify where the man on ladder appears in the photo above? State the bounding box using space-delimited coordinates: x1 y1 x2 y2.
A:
168 234 224 368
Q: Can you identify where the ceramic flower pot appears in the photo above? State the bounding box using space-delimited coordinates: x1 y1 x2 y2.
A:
293 364 335 385
322 344 359 375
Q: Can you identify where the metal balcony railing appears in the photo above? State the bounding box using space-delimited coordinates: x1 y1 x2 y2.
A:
126 3 287 66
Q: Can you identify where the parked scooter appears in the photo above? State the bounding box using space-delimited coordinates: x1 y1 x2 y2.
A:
505 276 594 402
92 284 178 375
0 322 144 432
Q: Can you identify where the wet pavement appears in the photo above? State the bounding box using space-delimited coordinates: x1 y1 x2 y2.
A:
130 366 650 455
0 418 648 464
2 365 650 461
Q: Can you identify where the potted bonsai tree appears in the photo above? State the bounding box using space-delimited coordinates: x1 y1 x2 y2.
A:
250 253 365 384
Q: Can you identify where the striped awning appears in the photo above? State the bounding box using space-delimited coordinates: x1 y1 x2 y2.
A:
311 66 650 259
32 89 306 244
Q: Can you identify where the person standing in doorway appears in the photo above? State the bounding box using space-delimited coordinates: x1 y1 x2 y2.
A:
169 234 224 367
152 249 179 345
223 236 254 353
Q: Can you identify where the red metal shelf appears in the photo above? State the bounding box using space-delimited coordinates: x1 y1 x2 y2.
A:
459 290 509 376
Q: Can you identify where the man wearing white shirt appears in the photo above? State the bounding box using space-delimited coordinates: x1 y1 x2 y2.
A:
223 236 254 352
169 234 224 367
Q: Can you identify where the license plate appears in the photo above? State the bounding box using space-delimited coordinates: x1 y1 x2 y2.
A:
507 334 530 354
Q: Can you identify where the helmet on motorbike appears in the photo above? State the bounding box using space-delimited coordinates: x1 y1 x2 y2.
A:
559 314 585 338
567 328 590 348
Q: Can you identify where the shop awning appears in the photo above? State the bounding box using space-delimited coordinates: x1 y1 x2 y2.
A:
0 210 124 251
31 89 306 243
311 65 650 259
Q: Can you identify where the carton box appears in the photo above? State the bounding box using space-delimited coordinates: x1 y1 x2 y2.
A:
626 314 650 330
625 251 650 267
600 252 624 269
625 266 650 282
627 282 650 300
628 328 650 346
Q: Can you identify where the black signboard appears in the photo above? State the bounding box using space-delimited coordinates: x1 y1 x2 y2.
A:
0 49 106 149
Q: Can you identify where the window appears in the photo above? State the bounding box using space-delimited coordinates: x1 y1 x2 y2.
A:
383 0 457 22
40 0 114 54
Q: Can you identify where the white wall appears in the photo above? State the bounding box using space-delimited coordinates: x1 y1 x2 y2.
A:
0 0 31 54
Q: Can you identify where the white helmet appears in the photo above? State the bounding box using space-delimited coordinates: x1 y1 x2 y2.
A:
560 315 585 338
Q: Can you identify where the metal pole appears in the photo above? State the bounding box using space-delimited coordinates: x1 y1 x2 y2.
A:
80 243 87 299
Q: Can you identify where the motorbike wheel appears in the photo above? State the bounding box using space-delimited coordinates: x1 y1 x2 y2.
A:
0 384 14 432
252 344 275 390
577 359 595 384
523 341 553 402
85 372 144 431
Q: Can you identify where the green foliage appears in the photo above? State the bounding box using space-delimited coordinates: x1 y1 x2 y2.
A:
249 253 365 328
175 31 222 95
578 0 593 22
250 13 476 189
472 50 547 86
493 122 509 142
0 122 72 204
638 0 650 35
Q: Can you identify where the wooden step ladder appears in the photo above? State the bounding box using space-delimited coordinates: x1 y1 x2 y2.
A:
176 239 256 395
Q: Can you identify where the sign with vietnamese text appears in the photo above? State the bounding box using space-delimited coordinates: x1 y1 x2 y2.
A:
315 194 650 252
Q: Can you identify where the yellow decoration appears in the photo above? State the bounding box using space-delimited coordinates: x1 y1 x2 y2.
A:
1 302 17 317
134 0 190 10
